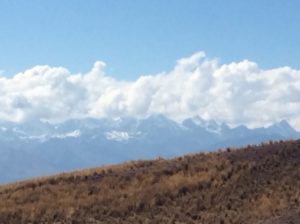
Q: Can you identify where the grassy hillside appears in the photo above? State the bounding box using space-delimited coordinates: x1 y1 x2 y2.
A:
0 140 299 223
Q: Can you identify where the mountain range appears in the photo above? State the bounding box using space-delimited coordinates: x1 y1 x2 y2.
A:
0 115 299 184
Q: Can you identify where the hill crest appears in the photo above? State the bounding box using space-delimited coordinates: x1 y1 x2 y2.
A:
0 139 299 223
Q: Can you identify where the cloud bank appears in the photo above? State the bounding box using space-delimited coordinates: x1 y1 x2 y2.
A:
1 52 300 130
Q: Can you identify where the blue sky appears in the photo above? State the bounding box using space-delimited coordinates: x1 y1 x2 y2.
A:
0 0 299 79
1 1 300 129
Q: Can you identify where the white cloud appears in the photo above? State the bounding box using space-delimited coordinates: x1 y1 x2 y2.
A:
1 51 300 130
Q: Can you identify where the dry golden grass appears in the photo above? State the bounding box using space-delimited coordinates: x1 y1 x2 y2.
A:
0 140 299 223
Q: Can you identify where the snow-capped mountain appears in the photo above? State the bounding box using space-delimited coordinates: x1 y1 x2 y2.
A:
0 115 299 184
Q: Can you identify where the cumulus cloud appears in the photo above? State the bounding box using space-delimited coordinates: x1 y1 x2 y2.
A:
1 52 300 130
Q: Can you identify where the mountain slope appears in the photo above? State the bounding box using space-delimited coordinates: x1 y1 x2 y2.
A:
0 140 299 223
0 116 299 184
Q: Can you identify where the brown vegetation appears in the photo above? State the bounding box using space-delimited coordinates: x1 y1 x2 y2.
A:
0 140 300 223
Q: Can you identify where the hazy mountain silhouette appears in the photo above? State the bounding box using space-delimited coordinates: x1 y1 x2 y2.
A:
0 115 299 183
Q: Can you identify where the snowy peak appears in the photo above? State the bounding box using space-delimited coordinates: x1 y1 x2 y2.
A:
271 120 294 130
267 120 297 138
0 116 298 143
182 116 226 134
0 115 299 184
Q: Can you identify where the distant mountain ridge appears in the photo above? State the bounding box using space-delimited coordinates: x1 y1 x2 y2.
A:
0 115 299 184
